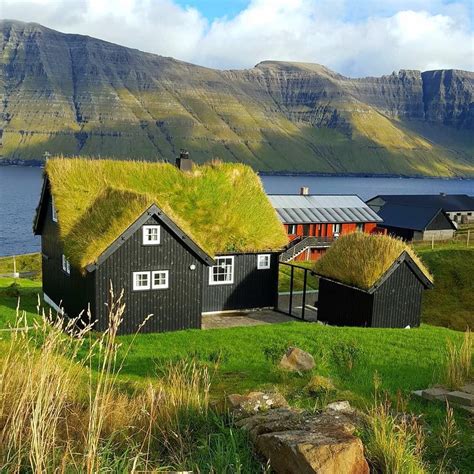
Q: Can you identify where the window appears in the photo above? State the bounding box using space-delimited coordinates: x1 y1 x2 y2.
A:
209 256 234 285
133 271 150 290
356 223 364 232
152 270 169 289
257 254 271 270
142 225 161 245
51 196 58 222
287 224 296 235
333 223 341 234
61 254 70 275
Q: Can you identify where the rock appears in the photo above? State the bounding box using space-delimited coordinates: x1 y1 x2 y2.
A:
461 383 474 395
306 376 335 395
279 347 315 372
236 400 369 473
411 390 424 398
227 391 288 418
459 405 474 415
421 387 450 401
257 429 369 474
446 391 474 407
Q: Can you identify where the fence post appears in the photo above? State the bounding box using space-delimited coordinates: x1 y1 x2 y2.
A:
301 269 307 321
467 230 470 247
289 265 294 316
431 235 434 250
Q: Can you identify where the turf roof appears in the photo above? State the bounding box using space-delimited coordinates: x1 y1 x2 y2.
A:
313 232 433 290
45 158 288 270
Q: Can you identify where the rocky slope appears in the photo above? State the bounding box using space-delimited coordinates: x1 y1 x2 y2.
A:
1 20 473 176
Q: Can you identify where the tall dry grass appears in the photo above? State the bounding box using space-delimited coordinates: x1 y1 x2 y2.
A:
363 375 426 474
443 328 473 389
0 287 214 473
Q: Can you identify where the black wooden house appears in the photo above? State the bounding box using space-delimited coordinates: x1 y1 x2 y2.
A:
314 233 434 328
33 156 287 334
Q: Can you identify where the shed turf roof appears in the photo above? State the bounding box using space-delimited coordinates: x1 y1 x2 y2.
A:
268 194 382 224
44 158 288 270
376 204 453 231
313 232 433 290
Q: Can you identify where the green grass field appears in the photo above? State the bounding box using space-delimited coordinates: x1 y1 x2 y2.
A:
0 244 473 471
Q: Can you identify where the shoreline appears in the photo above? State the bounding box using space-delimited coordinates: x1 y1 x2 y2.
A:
0 159 472 180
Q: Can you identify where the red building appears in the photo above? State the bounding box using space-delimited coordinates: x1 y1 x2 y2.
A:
269 189 383 261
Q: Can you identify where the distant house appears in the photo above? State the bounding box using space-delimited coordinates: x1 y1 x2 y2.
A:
314 233 434 328
367 202 456 241
33 155 287 334
367 194 474 225
268 188 383 261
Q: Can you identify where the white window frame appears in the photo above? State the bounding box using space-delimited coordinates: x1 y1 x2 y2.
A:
257 254 271 270
209 256 234 285
61 254 70 275
51 196 58 222
151 270 169 289
133 271 150 291
356 223 364 232
142 225 161 245
333 223 341 234
288 224 296 235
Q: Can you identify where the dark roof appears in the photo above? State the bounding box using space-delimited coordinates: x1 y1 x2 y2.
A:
377 204 454 231
368 194 474 212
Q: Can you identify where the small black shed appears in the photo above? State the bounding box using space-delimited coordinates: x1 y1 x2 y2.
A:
314 233 434 328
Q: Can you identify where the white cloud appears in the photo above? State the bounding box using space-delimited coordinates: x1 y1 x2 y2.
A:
1 0 473 76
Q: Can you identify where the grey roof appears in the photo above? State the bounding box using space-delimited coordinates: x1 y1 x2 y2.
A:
376 204 455 231
268 194 383 224
367 194 474 212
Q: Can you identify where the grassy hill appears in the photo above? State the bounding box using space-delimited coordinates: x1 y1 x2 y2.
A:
1 20 473 176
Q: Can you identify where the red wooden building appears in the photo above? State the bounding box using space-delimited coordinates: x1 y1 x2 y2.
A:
269 189 383 261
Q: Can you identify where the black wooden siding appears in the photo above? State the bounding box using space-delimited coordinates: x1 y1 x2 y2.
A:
95 215 204 334
317 279 373 327
317 261 424 328
372 263 424 328
202 253 279 313
41 192 95 321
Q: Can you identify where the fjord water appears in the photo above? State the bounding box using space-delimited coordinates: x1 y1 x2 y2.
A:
0 166 473 257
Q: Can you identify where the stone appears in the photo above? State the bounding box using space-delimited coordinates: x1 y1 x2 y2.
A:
459 406 474 415
421 387 450 401
257 429 369 474
236 400 369 473
227 391 289 419
446 391 474 407
279 347 315 372
461 383 474 395
411 390 424 398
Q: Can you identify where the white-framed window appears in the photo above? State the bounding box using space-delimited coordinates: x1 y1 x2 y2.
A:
152 270 169 289
356 223 364 232
257 254 271 270
133 271 150 290
209 256 234 285
142 225 161 245
61 254 70 275
51 196 58 222
333 223 341 234
287 224 296 235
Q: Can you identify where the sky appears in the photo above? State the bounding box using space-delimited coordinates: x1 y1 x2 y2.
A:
1 0 473 76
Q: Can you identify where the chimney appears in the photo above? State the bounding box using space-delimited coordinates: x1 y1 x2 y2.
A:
175 149 193 172
300 186 309 196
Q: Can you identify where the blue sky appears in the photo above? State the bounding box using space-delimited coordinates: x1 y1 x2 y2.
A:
3 0 473 75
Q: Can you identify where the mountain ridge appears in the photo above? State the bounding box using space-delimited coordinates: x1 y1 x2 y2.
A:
1 20 473 176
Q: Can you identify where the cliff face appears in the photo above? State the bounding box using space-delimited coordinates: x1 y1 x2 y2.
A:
1 20 473 176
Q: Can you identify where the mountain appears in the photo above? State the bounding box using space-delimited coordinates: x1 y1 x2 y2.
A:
1 20 473 176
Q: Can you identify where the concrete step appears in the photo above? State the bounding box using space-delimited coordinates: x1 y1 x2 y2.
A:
446 391 474 407
421 387 450 401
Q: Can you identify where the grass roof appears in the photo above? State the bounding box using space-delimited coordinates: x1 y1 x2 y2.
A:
313 232 433 290
45 158 288 270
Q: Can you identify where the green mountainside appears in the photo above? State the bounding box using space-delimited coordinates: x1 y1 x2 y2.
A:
1 20 473 176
